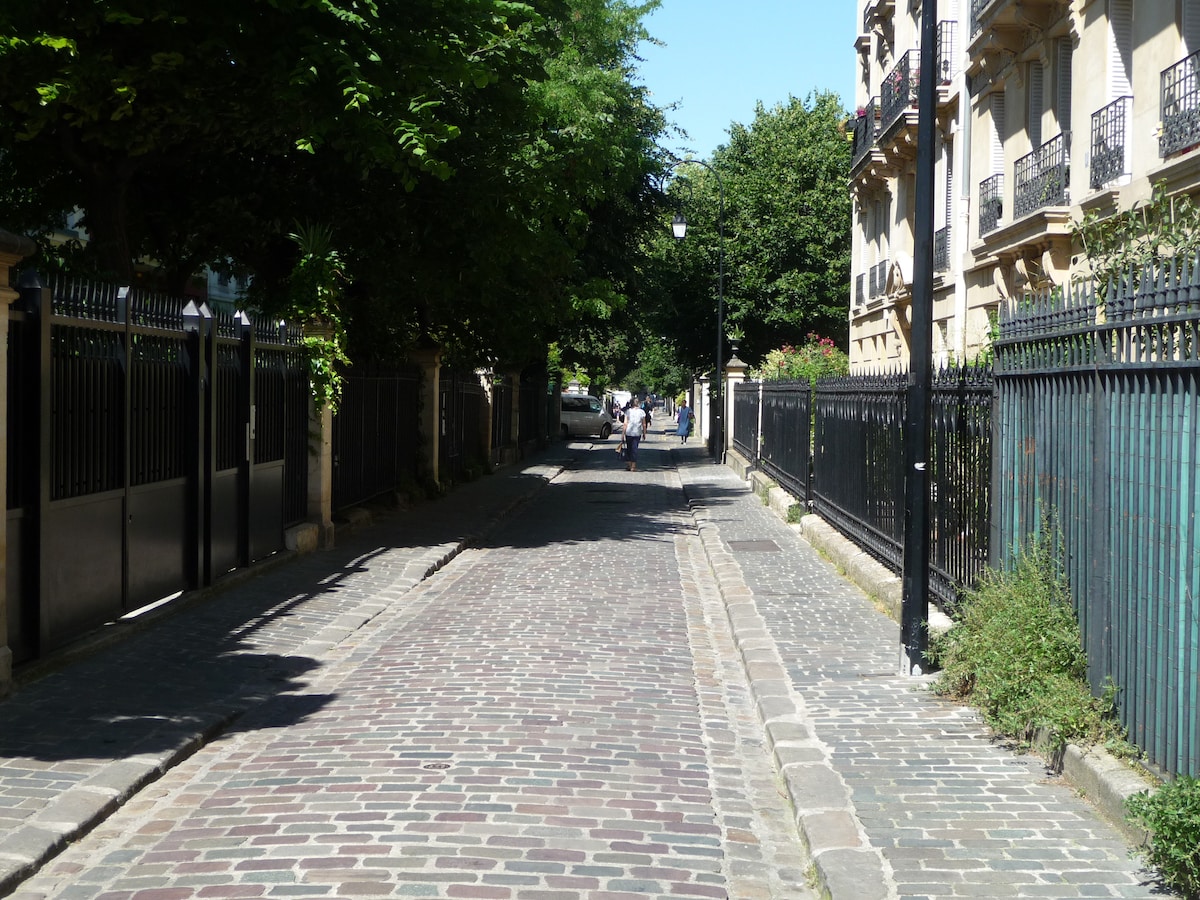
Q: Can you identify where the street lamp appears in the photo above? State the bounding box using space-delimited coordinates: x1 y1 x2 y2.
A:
661 158 725 461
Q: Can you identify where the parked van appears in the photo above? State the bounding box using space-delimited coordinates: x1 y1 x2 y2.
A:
560 393 614 439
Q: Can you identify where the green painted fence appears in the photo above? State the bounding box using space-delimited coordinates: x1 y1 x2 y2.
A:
994 266 1200 778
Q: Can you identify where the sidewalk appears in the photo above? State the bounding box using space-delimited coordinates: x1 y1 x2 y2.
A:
675 448 1167 899
0 432 1171 899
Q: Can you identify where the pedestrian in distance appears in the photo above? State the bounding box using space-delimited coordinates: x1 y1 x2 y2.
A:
676 402 694 444
641 397 653 441
621 400 647 471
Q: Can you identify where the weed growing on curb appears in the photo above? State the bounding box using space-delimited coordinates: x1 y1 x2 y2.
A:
927 530 1120 752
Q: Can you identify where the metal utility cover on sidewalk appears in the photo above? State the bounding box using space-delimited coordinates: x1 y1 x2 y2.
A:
727 540 780 552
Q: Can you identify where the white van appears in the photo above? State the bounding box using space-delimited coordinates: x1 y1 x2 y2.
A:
560 393 614 439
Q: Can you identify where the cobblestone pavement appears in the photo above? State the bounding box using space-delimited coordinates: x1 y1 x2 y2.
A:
0 429 1175 900
3 437 813 900
677 458 1171 900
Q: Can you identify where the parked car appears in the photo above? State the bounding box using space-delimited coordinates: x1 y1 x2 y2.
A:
560 393 614 439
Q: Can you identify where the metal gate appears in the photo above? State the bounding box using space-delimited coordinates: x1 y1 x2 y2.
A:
7 274 307 659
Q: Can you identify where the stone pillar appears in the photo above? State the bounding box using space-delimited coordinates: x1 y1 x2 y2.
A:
411 347 442 484
724 348 750 459
0 228 35 697
288 322 335 550
696 375 711 442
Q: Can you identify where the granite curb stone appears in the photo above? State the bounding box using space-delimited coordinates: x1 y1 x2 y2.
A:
683 472 896 900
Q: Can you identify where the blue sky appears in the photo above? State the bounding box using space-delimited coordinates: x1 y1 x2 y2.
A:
634 1 858 159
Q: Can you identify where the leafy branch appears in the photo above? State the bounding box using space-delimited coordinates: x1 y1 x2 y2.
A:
288 222 350 411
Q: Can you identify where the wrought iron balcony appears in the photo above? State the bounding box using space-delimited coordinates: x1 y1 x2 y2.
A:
979 174 1003 236
881 49 919 132
969 0 990 38
1160 50 1200 157
1013 132 1070 219
934 225 951 272
1090 97 1131 191
851 97 878 169
869 258 890 298
855 272 866 305
936 20 956 83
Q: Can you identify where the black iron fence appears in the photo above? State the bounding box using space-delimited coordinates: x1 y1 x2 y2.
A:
995 270 1200 778
736 368 992 611
491 375 513 454
7 274 307 660
332 366 420 511
812 373 908 577
439 369 486 482
731 381 760 461
758 381 812 503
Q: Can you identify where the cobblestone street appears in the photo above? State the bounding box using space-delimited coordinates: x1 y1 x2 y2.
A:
0 435 1171 899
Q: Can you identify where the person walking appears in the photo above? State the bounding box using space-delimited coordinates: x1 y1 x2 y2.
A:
621 400 647 471
676 402 694 444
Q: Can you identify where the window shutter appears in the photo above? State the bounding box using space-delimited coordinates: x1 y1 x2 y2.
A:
1057 38 1073 135
946 143 954 221
991 92 1006 175
1184 0 1200 56
1109 0 1133 99
1028 62 1044 148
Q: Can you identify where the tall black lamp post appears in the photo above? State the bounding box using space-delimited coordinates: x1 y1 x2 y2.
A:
663 158 725 461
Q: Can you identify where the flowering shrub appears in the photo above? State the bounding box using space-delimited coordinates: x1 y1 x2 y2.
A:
750 334 849 383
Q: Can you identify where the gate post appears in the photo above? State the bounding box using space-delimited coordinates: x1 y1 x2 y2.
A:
723 348 749 462
304 321 335 548
410 346 442 485
0 229 35 696
697 375 711 442
183 302 210 588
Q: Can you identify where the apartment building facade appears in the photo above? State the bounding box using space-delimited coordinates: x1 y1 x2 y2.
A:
849 0 1200 369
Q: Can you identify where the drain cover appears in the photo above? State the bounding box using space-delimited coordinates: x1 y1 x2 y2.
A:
422 763 451 770
727 540 781 552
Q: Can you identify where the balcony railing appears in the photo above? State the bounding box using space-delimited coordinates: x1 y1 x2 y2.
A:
881 49 919 132
851 97 878 169
934 225 951 272
936 20 956 83
1090 96 1131 191
1013 132 1070 218
1160 50 1200 157
979 174 1003 236
855 272 866 305
970 0 990 38
869 258 890 298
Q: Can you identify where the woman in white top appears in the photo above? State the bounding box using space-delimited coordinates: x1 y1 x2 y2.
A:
622 401 647 471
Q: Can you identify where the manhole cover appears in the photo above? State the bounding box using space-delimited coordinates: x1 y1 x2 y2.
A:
422 763 451 770
727 540 781 552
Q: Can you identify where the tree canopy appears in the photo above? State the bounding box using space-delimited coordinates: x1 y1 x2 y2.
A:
0 0 667 370
620 91 852 391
